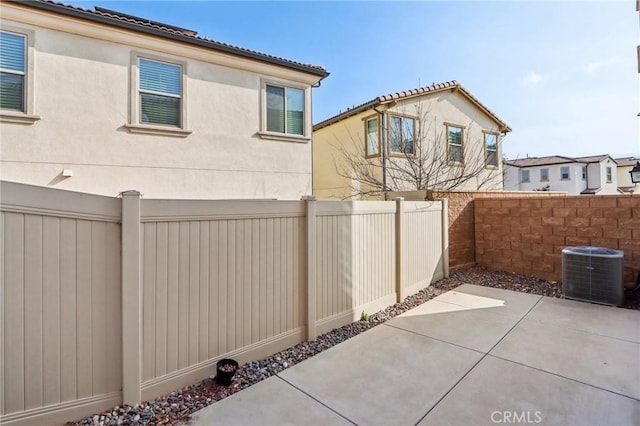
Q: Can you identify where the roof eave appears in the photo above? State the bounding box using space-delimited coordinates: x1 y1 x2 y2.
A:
9 0 329 79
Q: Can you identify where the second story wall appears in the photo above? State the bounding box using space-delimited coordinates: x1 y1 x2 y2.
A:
0 4 323 199
313 87 507 200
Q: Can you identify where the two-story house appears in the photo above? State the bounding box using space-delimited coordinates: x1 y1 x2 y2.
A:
0 0 328 199
312 81 511 200
616 156 640 194
504 154 621 195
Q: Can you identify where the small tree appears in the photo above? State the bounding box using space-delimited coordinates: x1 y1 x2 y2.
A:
333 103 505 199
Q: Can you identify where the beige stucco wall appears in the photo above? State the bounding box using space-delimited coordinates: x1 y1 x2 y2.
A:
313 89 506 200
0 4 321 199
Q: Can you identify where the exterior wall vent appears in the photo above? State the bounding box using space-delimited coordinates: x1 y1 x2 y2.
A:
561 246 624 306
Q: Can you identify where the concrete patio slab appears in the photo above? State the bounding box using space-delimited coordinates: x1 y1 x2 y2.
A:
188 286 639 426
278 323 482 426
388 303 522 353
490 318 640 399
188 375 352 426
432 284 542 318
419 355 640 426
524 296 640 343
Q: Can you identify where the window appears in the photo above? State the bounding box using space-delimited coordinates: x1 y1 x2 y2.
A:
389 115 414 154
447 124 464 164
606 166 612 183
139 58 182 127
484 133 498 167
521 170 530 183
581 166 586 180
0 30 25 112
266 84 304 136
365 116 379 156
540 168 549 181
560 166 570 180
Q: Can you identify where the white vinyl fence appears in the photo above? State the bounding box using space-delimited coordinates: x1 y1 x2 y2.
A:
0 181 447 426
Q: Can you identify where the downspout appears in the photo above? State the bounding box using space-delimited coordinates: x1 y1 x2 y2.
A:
373 106 386 191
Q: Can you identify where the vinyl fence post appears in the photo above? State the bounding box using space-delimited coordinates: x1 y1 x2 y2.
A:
120 190 142 405
441 198 450 278
303 196 317 341
395 197 405 302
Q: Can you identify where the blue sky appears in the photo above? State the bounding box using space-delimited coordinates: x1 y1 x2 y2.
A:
72 0 639 159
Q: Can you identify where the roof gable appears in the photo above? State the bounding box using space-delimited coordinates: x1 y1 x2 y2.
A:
313 80 511 132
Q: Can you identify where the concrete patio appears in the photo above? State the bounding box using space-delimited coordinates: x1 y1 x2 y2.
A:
189 284 640 426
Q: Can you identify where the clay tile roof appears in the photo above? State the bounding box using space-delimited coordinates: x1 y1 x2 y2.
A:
507 154 618 168
575 154 616 164
613 156 639 167
313 80 510 132
13 0 328 77
506 155 580 168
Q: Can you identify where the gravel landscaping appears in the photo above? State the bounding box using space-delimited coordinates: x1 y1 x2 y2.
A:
68 266 639 426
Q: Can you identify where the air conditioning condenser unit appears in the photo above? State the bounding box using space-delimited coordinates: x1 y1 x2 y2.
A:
562 246 624 306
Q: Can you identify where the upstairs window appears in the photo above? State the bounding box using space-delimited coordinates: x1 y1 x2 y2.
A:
266 84 304 136
365 116 380 157
389 115 415 154
540 168 549 181
606 166 612 183
560 166 570 180
484 133 498 167
0 30 26 112
447 124 464 164
521 170 530 183
582 166 586 180
139 58 182 127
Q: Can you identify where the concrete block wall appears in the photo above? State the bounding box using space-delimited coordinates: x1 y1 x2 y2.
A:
426 191 565 269
474 195 640 284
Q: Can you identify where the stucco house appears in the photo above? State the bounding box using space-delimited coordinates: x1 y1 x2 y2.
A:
0 0 328 199
615 156 640 194
504 154 621 195
312 81 511 200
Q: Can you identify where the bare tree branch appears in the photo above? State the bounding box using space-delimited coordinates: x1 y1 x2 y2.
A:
334 101 505 198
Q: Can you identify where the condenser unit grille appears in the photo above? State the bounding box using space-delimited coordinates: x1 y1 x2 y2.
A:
562 246 624 306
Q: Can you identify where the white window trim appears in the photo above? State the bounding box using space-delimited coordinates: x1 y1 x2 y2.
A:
258 77 311 143
521 170 530 183
127 51 191 137
540 168 549 182
0 26 40 124
560 166 570 180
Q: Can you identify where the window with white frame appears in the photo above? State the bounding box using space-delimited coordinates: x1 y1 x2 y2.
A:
581 166 586 180
606 166 612 183
0 30 26 112
560 166 570 180
389 115 414 154
521 170 530 183
365 116 379 156
484 133 498 167
540 168 549 181
138 57 183 127
447 124 464 164
265 84 304 136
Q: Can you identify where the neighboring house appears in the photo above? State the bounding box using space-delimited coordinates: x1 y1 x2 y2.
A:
0 0 328 199
504 154 621 195
615 156 640 194
312 81 511 200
